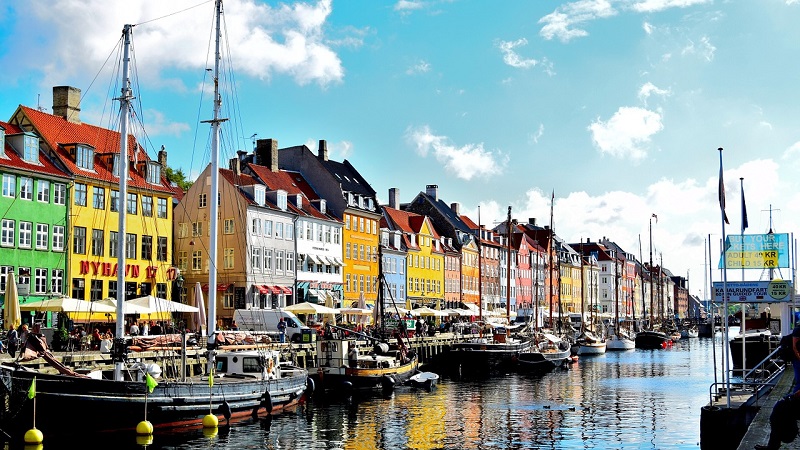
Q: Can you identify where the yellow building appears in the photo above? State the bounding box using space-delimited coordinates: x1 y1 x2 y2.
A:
10 88 178 302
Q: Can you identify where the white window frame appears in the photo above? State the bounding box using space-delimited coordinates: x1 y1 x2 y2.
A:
52 226 65 251
37 180 50 203
2 174 15 197
19 177 32 200
1 219 14 246
35 223 48 250
18 222 32 248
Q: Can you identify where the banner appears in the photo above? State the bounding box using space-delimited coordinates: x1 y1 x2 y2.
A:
712 280 793 303
717 233 789 269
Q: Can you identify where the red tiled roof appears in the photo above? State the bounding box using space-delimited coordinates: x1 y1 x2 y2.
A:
0 121 70 179
14 106 174 195
245 164 338 222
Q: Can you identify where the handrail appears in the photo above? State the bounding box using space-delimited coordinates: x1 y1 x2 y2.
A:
708 346 786 405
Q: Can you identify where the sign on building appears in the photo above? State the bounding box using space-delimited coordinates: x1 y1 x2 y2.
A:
712 280 793 303
717 233 789 269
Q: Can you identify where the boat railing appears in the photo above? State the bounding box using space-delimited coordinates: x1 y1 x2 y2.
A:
707 346 786 405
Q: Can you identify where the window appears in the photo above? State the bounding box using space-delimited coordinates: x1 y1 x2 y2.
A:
157 237 167 261
223 219 234 234
74 183 87 206
89 229 104 256
141 235 152 260
92 187 105 209
264 249 273 272
345 215 350 230
317 224 323 241
276 250 284 273
35 268 47 294
1 220 14 246
157 198 167 218
36 224 48 250
90 279 103 302
286 252 294 273
251 247 262 271
51 269 63 295
53 183 66 205
19 177 32 200
359 217 364 232
177 223 188 238
76 145 94 170
176 251 188 271
276 222 283 239
264 220 273 237
346 243 350 259
141 195 153 217
254 187 265 206
19 222 32 248
251 218 261 235
192 251 203 271
109 231 119 258
192 222 203 237
286 223 293 240
224 248 234 269
127 193 137 215
23 135 39 163
2 174 15 197
53 226 64 251
147 162 161 184
199 193 207 208
325 226 331 243
110 190 119 212
305 222 312 240
156 283 167 299
108 281 117 300
72 226 86 254
126 233 137 259
37 181 50 203
223 290 234 309
71 278 85 300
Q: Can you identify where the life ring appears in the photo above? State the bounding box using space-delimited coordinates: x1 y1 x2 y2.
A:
267 357 275 373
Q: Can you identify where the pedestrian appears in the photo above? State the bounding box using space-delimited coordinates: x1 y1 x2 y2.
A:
129 321 140 336
277 318 286 343
6 326 18 358
792 322 800 393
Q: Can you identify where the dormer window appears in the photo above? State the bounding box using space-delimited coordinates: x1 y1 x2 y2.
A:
367 198 373 211
277 191 287 211
254 186 265 206
319 199 326 214
295 194 303 209
76 145 94 170
147 161 161 184
0 127 5 153
23 134 38 163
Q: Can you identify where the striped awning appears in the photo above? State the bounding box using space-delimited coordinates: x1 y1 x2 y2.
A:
255 285 271 294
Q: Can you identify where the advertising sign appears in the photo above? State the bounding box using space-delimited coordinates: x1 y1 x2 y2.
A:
712 279 793 303
717 233 789 269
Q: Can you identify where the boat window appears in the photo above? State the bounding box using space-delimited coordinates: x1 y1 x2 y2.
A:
215 357 228 373
242 357 262 373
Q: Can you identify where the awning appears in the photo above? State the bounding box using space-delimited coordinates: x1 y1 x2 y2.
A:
255 285 271 294
268 285 281 295
279 286 292 295
334 257 346 267
202 283 232 292
308 289 320 298
312 255 325 265
324 256 336 265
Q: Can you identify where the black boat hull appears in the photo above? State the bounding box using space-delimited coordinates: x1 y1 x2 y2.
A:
635 331 671 350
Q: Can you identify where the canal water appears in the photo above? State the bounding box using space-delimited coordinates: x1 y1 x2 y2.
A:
12 335 727 449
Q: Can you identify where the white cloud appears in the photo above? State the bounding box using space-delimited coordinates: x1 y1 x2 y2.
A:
630 0 711 13
643 21 654 35
638 82 671 105
26 0 344 89
529 123 545 144
406 59 432 75
306 139 354 159
405 125 505 180
782 142 800 160
588 106 663 160
539 0 617 42
497 38 540 69
142 109 190 137
394 0 426 13
681 36 716 61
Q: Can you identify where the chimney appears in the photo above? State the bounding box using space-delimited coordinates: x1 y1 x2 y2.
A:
158 145 167 168
450 202 460 215
228 157 240 175
528 218 536 226
52 86 81 124
426 184 438 201
388 188 400 209
256 139 278 172
318 139 328 161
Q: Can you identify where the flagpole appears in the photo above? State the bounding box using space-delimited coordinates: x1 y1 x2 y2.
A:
718 147 731 408
740 177 746 376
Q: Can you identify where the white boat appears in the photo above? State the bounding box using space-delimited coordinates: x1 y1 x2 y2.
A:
606 333 636 351
576 331 607 355
408 372 439 390
0 1 310 436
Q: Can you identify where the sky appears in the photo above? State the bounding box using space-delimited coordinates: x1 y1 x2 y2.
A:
2 0 800 300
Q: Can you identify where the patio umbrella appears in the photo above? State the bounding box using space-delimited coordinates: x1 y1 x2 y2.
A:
129 295 199 313
410 307 445 317
284 302 339 315
97 297 154 315
3 272 20 330
194 282 207 334
19 297 115 313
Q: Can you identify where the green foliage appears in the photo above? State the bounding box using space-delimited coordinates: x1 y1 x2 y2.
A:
52 326 69 351
165 166 193 191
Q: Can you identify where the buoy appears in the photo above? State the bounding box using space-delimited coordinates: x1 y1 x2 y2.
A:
202 414 219 428
136 420 154 435
305 377 315 398
24 428 43 444
135 435 154 446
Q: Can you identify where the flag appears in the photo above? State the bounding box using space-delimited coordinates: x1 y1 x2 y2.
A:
145 372 158 393
718 155 730 224
652 213 658 224
208 367 214 388
27 377 36 399
741 183 749 232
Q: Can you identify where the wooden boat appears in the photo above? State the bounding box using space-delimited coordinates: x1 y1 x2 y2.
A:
606 331 636 351
0 1 311 436
448 325 533 376
576 331 607 355
315 335 418 392
516 333 571 373
408 371 439 390
635 329 672 349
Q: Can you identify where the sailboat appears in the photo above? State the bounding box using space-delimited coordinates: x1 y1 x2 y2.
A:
314 246 418 392
0 1 310 435
607 252 635 351
575 243 606 355
635 215 671 350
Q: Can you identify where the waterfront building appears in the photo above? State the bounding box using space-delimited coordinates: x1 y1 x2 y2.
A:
241 141 344 307
599 238 639 319
381 203 444 310
277 141 380 308
670 275 689 319
441 237 461 310
517 219 561 320
557 242 582 314
462 215 502 313
0 121 71 327
511 231 533 320
9 87 178 305
379 227 407 310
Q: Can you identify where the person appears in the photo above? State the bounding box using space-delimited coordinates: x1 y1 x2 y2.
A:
142 321 150 336
792 323 800 393
277 318 286 343
129 322 139 336
755 391 800 450
30 323 47 349
415 318 424 339
19 324 29 348
92 328 102 350
231 320 239 331
6 326 18 358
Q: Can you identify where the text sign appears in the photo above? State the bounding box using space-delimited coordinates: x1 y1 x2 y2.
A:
718 233 789 269
712 280 794 303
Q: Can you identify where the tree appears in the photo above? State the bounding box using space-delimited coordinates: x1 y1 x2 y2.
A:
165 166 193 191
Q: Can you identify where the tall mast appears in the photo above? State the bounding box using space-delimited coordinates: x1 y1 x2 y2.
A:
478 206 483 337
506 206 512 327
203 0 227 370
548 191 554 330
580 241 585 334
113 23 134 382
649 214 655 327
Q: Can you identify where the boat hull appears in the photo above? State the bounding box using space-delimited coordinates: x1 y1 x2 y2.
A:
0 364 309 435
635 331 671 350
316 357 419 391
577 342 607 355
516 349 570 373
448 339 532 376
606 337 635 351
729 334 779 371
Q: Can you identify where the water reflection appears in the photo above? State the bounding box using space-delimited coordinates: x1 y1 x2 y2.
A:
8 337 721 449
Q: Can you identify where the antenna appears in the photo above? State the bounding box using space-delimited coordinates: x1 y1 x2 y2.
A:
250 133 258 150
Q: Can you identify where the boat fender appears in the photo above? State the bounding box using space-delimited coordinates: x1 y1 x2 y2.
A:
305 376 315 397
341 380 354 392
380 374 396 391
260 390 273 414
214 400 232 425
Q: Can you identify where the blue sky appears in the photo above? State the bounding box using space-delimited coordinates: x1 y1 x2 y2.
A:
2 0 799 299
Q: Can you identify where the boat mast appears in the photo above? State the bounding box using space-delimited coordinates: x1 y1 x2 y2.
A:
203 0 227 371
506 206 512 329
113 23 133 382
477 206 483 338
580 241 585 334
548 191 554 331
614 251 619 336
649 214 655 328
